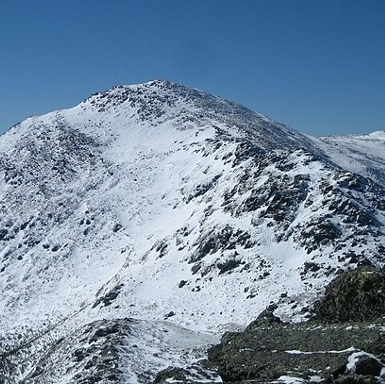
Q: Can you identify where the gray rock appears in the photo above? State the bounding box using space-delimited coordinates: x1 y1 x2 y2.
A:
312 267 385 323
348 353 383 376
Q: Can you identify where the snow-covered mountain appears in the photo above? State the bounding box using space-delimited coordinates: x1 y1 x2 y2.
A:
313 131 385 186
1 80 385 383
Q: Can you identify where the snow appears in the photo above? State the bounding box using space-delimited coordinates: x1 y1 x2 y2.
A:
274 376 306 383
286 347 357 355
312 131 385 187
1 80 385 383
346 351 382 373
118 320 220 383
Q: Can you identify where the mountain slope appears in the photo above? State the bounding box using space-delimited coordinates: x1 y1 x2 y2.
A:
1 80 385 383
313 131 385 187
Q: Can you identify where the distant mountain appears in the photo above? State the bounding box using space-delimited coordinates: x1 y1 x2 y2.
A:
313 131 385 186
1 80 385 383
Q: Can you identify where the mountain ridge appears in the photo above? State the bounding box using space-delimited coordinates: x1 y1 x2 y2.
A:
1 80 385 383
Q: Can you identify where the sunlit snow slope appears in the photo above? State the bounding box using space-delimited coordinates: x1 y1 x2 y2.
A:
313 131 385 187
1 80 385 383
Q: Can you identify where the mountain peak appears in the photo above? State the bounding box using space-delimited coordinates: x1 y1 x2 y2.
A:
83 78 194 106
2 81 385 383
76 79 314 152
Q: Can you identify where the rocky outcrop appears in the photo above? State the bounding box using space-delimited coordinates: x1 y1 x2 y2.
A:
207 317 385 383
312 267 385 323
5 319 130 384
153 363 220 384
207 268 385 383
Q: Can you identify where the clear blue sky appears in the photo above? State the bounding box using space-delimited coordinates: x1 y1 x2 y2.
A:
1 0 385 137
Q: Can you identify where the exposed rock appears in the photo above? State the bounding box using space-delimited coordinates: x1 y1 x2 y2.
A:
153 367 189 383
347 352 383 376
207 319 385 383
178 280 187 288
207 268 385 383
312 266 385 323
19 318 129 384
333 374 379 384
153 363 221 384
164 311 176 318
244 308 281 328
92 284 124 308
4 317 217 384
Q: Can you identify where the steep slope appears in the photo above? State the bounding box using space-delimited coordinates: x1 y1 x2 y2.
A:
313 131 385 187
1 80 385 383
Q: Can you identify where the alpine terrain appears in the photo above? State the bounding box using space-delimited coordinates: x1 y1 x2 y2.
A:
1 80 385 383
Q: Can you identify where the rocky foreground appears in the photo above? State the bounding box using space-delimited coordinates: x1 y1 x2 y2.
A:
157 267 385 383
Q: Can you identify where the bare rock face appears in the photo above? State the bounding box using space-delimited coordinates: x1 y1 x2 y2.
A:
312 267 385 323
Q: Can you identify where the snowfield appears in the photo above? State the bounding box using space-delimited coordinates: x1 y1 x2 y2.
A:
1 80 385 383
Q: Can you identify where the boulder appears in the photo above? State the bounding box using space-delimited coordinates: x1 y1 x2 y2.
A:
312 267 385 323
347 352 384 376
